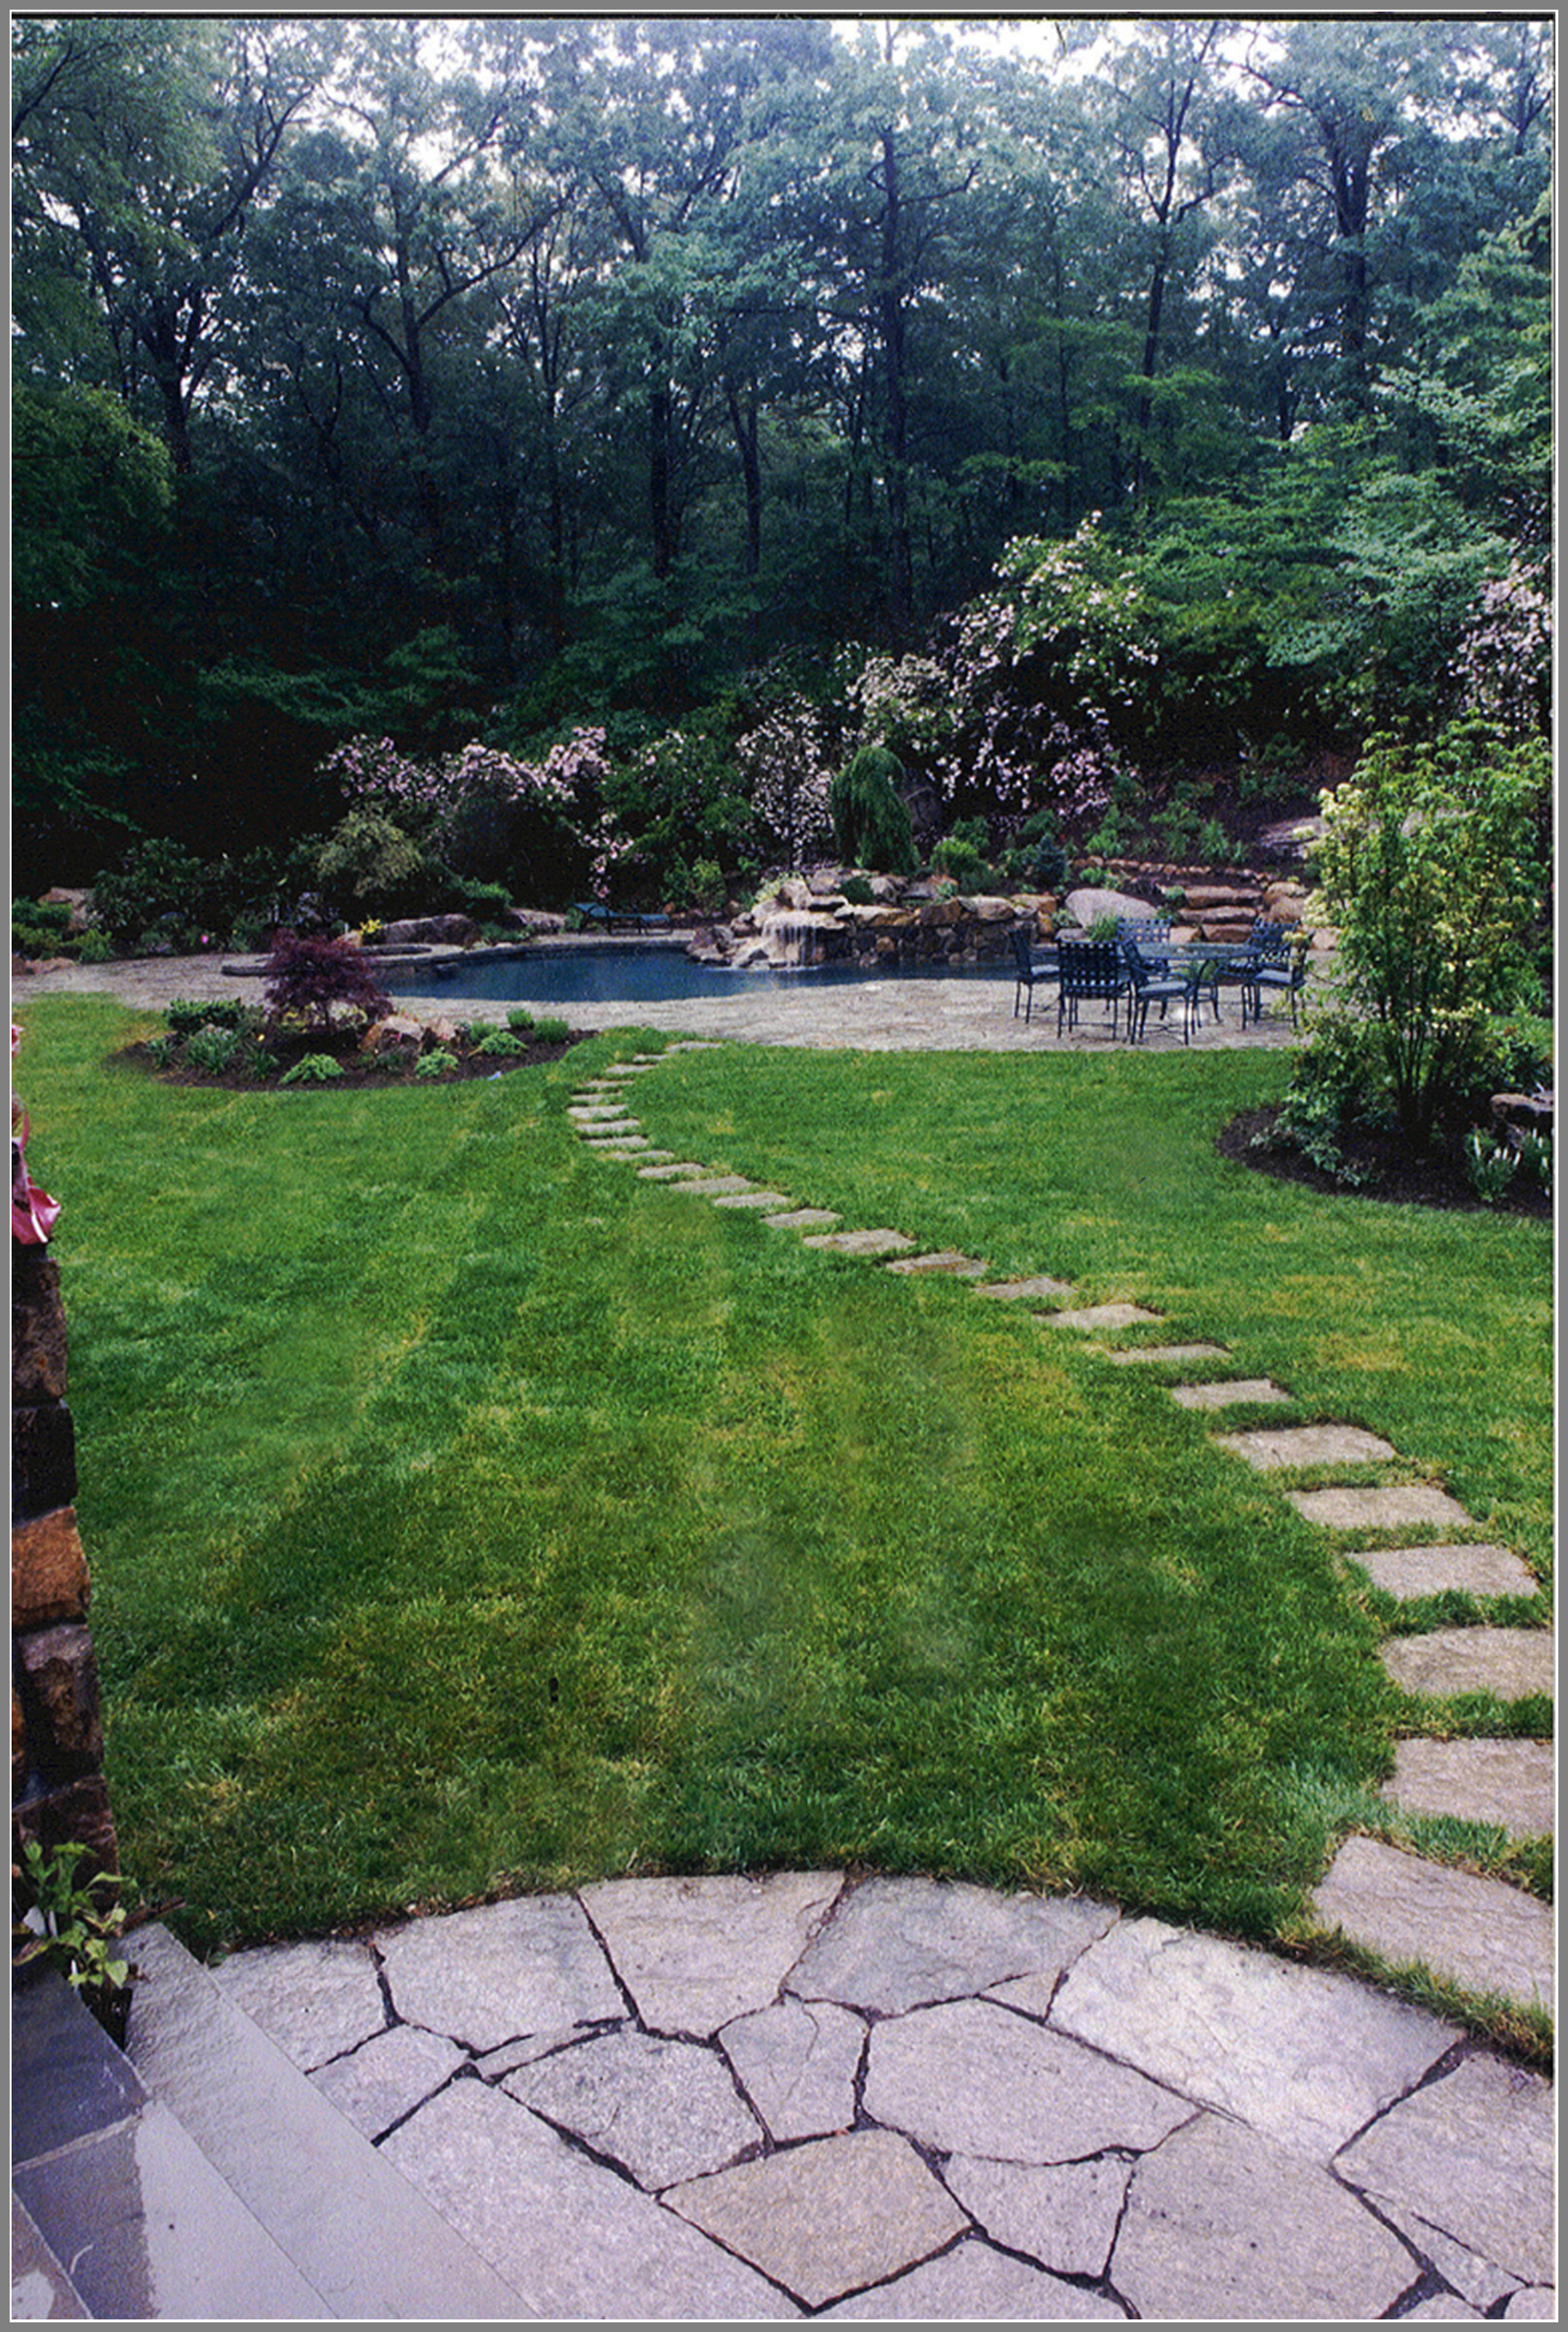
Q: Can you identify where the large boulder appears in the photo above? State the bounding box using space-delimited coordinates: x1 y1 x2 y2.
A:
1064 886 1158 931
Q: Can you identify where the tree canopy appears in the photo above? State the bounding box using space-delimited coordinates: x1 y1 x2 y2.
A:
11 14 1553 886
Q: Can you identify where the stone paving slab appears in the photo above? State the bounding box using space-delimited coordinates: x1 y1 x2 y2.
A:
819 2237 1124 2319
581 1872 843 2039
212 1936 385 2071
710 1190 794 1209
1382 1738 1554 1836
1105 1341 1231 1365
1350 1544 1539 1602
1380 1626 1554 1701
637 1161 710 1179
664 1174 758 1196
1050 1914 1457 2162
941 2152 1131 2282
587 1135 653 1150
1289 1483 1479 1532
1170 1377 1292 1410
974 1275 1076 1302
801 1227 917 1255
1110 2111 1417 2321
309 2022 464 2140
381 2079 797 2318
1336 2049 1555 2290
718 1997 865 2143
761 1208 843 1230
663 2129 964 2310
882 1249 988 1276
373 1895 624 2053
863 1997 1191 2162
503 2027 762 2187
1215 1421 1399 1469
1309 1836 1554 2014
1044 1302 1164 1331
786 1876 1117 2016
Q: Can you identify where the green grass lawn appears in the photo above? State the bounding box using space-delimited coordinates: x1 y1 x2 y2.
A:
17 997 1553 2040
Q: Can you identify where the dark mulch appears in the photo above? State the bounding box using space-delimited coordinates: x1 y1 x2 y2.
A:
1219 1103 1552 1220
123 1030 591 1090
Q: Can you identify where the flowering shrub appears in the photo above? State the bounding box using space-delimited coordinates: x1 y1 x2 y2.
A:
734 697 835 870
1451 562 1552 740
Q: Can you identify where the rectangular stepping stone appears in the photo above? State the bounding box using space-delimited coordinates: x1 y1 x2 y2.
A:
1216 1423 1397 1469
1381 1740 1554 1838
1309 1835 1553 2015
709 1191 794 1210
589 1137 652 1152
1287 1484 1477 1533
1044 1303 1163 1332
1170 1379 1291 1411
665 1176 756 1196
1106 1342 1230 1365
637 1163 709 1179
974 1276 1076 1303
884 1250 988 1276
1349 1545 1538 1603
762 1208 843 1231
1379 1627 1554 1703
803 1227 917 1256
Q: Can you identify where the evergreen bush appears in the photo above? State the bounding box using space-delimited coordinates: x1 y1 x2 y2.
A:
828 746 916 875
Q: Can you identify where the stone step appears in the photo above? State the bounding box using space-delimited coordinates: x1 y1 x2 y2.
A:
1170 1379 1291 1411
13 1967 328 2320
122 1923 527 2318
1309 1837 1553 2016
1046 1303 1164 1332
1216 1423 1398 1471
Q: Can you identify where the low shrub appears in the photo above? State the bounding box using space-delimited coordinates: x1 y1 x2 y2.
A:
415 1048 459 1079
1464 1128 1520 1204
183 1025 239 1076
167 998 248 1033
12 898 73 957
278 1054 345 1085
506 1008 536 1033
475 1029 523 1056
74 927 114 963
534 1016 569 1044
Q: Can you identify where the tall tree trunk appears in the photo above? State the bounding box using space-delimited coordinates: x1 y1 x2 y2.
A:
878 129 913 642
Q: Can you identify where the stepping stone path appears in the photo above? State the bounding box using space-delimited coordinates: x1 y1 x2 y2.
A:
565 1048 1554 2023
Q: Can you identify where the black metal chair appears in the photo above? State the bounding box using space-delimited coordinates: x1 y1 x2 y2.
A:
1010 924 1043 1023
1057 939 1129 1038
1116 917 1172 974
1120 938 1197 1044
1245 921 1308 1029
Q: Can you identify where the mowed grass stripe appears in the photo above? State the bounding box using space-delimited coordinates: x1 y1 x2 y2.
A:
15 1001 1549 1971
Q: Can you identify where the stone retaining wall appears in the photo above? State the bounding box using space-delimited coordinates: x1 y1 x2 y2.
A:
12 1240 120 1879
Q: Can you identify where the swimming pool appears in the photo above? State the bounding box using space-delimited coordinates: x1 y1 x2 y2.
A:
383 942 1023 1008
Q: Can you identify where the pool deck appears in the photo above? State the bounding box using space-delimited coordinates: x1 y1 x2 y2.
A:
14 946 1307 1052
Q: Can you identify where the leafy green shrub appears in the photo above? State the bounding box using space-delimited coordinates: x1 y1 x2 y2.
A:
279 1054 345 1084
12 898 72 956
475 1029 523 1056
183 1025 239 1075
90 837 211 949
506 1008 536 1033
839 875 874 906
312 810 431 924
414 1048 458 1079
74 926 114 963
147 1033 177 1069
534 1016 569 1044
167 997 247 1033
828 746 916 875
686 858 728 916
1301 723 1550 1145
1516 1130 1553 1194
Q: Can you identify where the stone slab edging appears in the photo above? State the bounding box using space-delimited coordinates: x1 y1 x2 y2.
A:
565 1047 1553 2020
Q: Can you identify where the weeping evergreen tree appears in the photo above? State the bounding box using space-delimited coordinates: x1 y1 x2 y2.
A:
829 745 917 874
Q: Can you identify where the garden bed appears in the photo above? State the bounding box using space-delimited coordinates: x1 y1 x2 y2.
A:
125 1025 589 1090
1220 1103 1552 1220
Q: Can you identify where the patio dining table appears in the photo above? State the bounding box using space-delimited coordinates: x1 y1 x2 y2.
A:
1123 938 1264 1030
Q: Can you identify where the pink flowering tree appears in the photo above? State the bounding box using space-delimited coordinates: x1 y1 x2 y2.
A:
733 698 836 871
1450 562 1552 741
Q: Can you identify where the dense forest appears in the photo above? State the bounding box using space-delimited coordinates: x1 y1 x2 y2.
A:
11 14 1554 909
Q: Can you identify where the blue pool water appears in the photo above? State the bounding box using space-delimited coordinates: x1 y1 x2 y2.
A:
384 942 1021 1008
